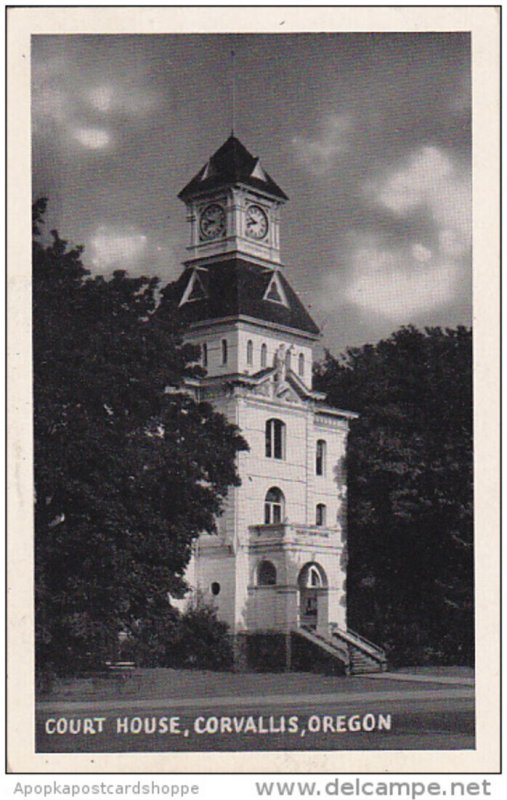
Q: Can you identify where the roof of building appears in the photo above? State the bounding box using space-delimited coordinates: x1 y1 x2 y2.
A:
168 257 320 337
178 135 288 202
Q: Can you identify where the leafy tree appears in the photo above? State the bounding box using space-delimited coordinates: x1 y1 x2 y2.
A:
124 596 234 671
315 326 473 665
33 200 247 679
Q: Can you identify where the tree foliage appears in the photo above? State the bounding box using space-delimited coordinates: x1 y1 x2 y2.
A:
124 596 234 671
315 326 473 665
33 200 247 677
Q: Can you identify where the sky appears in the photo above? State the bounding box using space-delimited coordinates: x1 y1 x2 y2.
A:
32 33 471 355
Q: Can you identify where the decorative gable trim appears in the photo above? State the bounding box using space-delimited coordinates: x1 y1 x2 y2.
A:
263 271 289 308
250 159 268 182
179 269 208 306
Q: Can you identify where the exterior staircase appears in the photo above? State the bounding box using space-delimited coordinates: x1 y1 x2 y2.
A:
295 625 387 675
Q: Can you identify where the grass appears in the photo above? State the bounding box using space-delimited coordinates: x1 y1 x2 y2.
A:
39 665 474 703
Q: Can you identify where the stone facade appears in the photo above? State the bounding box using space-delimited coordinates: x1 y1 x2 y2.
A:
173 136 356 668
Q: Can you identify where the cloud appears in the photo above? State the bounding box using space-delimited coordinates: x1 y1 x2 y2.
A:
88 85 114 113
32 54 160 152
73 127 112 150
90 226 148 270
340 237 460 320
315 145 471 322
292 113 352 175
86 83 158 117
371 145 471 253
87 226 178 280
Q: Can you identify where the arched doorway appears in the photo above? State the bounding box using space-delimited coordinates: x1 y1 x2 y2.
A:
298 563 328 630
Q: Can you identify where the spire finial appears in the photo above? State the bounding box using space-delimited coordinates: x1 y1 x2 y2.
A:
230 49 236 136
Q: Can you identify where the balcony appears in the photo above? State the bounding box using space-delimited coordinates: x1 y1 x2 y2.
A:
249 522 340 544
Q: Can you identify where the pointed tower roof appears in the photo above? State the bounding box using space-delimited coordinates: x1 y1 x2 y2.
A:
169 258 320 337
178 135 288 202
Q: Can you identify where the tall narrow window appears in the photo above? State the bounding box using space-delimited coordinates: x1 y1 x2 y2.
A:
264 488 285 525
298 353 305 377
285 349 292 370
202 342 208 368
247 339 253 366
265 418 286 459
316 439 327 476
261 343 267 368
316 503 327 527
221 339 228 365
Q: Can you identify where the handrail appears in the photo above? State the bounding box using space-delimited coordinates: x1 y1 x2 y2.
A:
296 627 350 662
330 626 386 661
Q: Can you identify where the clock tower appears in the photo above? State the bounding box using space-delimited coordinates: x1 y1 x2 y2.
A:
178 135 285 265
170 135 386 674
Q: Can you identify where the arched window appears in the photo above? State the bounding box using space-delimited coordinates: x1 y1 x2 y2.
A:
265 418 286 459
257 560 277 586
308 565 324 587
264 487 285 524
298 562 327 589
202 342 208 368
221 338 228 365
261 343 267 368
211 582 221 596
285 349 292 370
316 503 327 527
316 439 327 476
298 353 305 377
247 339 253 366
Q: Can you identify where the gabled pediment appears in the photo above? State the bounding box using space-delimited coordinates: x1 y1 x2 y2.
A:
250 365 317 404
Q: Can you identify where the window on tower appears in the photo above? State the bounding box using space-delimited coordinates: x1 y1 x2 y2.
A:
316 503 327 527
221 339 228 365
261 343 267 368
298 353 305 377
247 339 253 366
265 418 285 459
316 440 327 476
285 349 292 371
264 488 285 525
257 560 277 586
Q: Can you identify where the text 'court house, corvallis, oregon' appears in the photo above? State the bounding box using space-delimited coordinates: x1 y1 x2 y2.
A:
168 135 387 674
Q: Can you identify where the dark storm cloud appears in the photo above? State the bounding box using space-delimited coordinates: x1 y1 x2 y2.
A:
32 32 471 354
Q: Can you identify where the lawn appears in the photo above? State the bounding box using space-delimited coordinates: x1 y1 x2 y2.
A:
39 665 474 704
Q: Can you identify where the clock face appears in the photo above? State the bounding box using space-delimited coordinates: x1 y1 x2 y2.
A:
199 203 226 241
245 205 269 240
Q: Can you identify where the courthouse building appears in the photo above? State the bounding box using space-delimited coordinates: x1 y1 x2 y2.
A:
171 135 386 673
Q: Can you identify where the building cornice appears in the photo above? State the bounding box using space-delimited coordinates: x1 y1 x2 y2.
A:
185 313 321 342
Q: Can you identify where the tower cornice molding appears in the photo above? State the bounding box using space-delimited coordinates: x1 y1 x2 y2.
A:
185 313 321 342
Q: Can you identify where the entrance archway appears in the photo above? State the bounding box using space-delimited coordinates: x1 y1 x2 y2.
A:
298 562 328 630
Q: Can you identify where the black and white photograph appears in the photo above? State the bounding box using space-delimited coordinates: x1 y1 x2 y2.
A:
7 5 500 775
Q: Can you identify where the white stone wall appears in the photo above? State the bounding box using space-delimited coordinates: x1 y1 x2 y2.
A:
185 328 350 636
194 538 237 629
185 321 314 387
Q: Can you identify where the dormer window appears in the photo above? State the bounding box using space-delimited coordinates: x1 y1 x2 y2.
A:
263 272 288 307
178 268 208 306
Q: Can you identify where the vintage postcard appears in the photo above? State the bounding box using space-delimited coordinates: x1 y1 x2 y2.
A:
6 6 500 774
